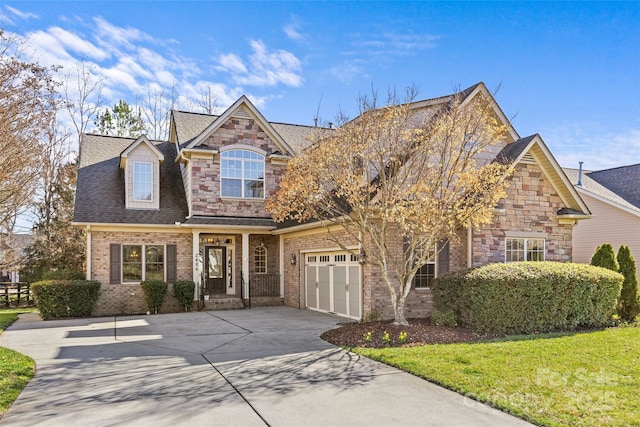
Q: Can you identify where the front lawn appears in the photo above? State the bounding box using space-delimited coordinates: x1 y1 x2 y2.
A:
355 327 640 427
0 308 36 419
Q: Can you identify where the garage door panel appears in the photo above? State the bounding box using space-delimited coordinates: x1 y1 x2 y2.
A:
318 266 331 311
349 266 361 318
305 266 317 309
333 266 347 316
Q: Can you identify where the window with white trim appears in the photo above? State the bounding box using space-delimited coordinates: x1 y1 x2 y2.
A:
412 246 437 289
254 245 267 274
122 244 164 282
221 150 265 198
133 162 153 201
505 238 545 262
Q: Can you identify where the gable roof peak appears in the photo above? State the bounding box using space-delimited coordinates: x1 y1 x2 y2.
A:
185 95 295 155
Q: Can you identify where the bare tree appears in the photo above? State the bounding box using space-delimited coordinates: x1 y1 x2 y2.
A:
141 86 176 140
63 61 104 146
268 86 512 324
197 85 217 115
0 30 58 232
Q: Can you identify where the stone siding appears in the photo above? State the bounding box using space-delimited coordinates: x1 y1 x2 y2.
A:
190 117 287 217
90 230 193 316
473 163 573 264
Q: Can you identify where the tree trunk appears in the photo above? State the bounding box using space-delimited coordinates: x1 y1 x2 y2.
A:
391 293 409 325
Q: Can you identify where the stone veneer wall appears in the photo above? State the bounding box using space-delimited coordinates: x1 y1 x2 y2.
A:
473 162 573 265
282 226 470 320
90 230 193 316
190 117 287 217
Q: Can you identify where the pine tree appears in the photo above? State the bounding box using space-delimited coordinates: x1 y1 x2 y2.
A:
590 243 619 271
617 245 639 322
94 100 146 137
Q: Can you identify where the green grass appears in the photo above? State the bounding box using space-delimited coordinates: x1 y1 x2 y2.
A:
0 308 36 419
355 327 640 427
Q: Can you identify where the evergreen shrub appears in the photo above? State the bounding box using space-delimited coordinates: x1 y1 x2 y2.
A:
173 280 195 311
432 262 623 335
140 280 168 314
31 280 100 320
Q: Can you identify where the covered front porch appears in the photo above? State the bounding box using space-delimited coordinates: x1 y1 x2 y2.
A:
189 228 284 309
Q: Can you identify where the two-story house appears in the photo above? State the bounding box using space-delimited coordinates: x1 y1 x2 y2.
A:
74 83 591 318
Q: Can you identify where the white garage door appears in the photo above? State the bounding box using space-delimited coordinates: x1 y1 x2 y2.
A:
304 251 361 320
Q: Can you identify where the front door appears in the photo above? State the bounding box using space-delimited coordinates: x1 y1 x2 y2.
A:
205 246 226 295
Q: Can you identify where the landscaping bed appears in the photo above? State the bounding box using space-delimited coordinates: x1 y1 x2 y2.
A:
321 318 494 347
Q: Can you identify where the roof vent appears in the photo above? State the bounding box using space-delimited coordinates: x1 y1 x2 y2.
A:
233 106 251 119
520 152 536 164
577 161 583 186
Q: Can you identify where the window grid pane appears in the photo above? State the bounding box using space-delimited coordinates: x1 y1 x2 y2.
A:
506 238 545 262
254 246 267 274
123 245 142 282
221 150 265 198
122 244 165 282
133 163 152 201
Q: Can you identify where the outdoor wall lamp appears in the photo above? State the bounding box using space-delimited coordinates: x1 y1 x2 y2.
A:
291 254 297 265
357 250 366 264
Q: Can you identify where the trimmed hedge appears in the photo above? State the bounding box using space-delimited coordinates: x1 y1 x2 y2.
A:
140 280 168 314
432 262 623 335
173 280 195 311
31 280 100 320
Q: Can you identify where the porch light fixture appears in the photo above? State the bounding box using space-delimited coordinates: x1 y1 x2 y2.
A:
291 254 297 265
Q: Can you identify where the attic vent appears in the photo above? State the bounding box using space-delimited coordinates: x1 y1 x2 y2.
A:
233 106 252 119
519 152 536 164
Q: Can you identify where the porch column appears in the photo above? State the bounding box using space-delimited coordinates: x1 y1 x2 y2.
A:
192 231 200 300
242 232 250 300
279 235 284 297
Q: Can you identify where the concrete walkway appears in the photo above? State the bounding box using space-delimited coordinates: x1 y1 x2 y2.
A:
0 307 531 426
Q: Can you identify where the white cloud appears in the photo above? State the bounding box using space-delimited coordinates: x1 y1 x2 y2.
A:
48 27 109 61
329 59 366 83
4 5 38 21
345 31 439 58
545 125 640 170
218 53 247 74
232 40 303 87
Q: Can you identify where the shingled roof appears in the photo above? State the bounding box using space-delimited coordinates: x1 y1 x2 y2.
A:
74 134 188 225
587 164 640 209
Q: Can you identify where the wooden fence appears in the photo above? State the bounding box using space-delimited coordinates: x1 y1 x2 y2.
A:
0 282 32 308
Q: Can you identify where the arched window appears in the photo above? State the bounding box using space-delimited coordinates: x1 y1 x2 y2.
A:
221 149 265 198
254 245 267 274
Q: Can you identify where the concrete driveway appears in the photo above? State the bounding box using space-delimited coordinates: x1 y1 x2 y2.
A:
0 307 531 426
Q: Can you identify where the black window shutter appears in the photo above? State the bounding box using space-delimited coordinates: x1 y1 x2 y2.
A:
110 244 121 284
437 239 450 276
166 244 177 283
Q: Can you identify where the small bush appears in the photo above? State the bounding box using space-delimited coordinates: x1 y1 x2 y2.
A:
617 245 640 322
431 309 457 327
362 310 384 323
431 268 470 319
140 280 167 314
173 280 195 311
31 280 100 320
432 262 623 335
591 243 619 271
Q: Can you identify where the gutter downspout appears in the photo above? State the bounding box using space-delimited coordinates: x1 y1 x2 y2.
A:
86 225 92 280
467 226 473 268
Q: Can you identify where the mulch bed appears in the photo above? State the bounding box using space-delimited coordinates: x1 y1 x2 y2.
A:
321 318 496 348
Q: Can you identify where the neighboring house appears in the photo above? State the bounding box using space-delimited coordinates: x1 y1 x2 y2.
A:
563 164 640 263
74 83 590 319
0 233 33 282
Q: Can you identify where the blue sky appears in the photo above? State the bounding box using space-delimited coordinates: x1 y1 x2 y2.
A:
2 1 639 171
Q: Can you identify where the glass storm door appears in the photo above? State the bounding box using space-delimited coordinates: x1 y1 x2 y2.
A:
205 246 226 294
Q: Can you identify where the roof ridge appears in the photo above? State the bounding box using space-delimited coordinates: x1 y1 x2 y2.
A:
588 163 640 173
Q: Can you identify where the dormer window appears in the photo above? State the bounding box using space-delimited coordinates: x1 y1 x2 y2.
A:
133 162 153 201
221 149 264 198
120 136 163 210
